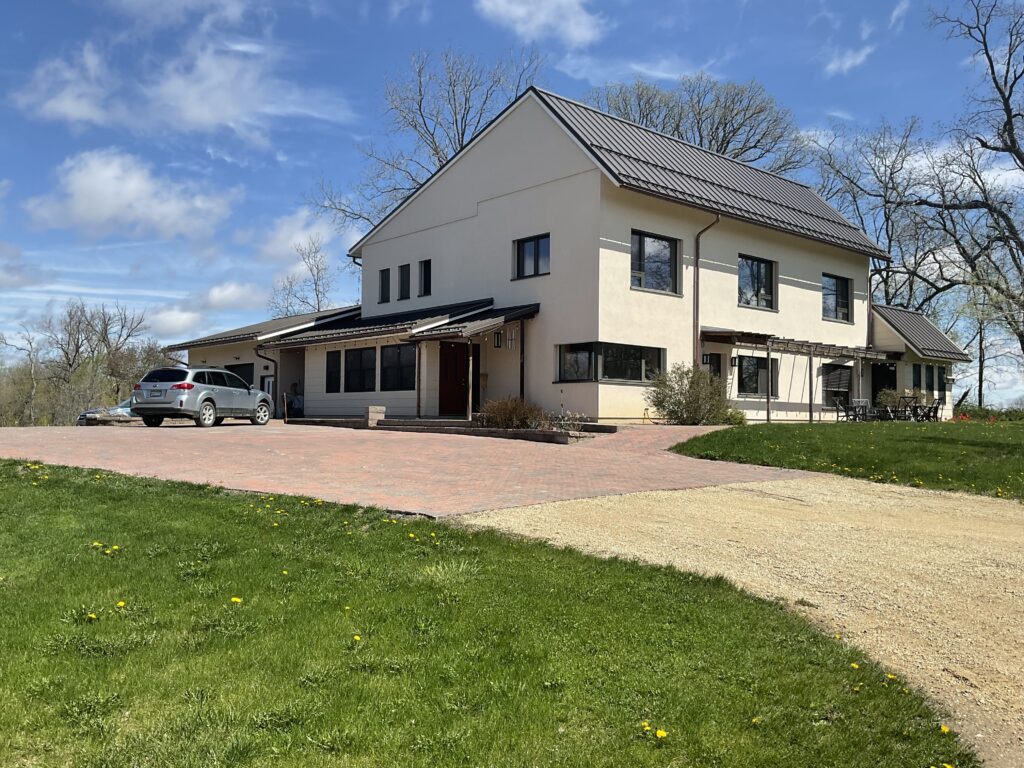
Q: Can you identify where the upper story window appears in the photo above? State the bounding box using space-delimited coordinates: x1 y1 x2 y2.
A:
418 259 432 297
345 347 376 393
398 264 411 300
738 255 775 309
378 268 390 304
822 273 851 321
514 234 550 279
631 231 678 293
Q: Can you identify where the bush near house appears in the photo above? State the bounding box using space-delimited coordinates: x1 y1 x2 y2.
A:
675 421 1024 501
478 397 549 429
645 364 746 426
0 461 975 768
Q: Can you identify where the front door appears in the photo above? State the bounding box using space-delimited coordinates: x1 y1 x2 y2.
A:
871 362 897 404
439 342 469 417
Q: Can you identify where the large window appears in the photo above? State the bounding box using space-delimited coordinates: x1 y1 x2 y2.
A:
326 350 341 393
822 273 851 321
631 231 677 293
398 264 411 300
557 342 663 383
381 344 416 391
418 259 432 296
378 268 390 303
822 363 852 407
925 364 935 395
514 234 550 279
912 363 922 390
938 366 947 404
738 255 775 309
344 347 376 393
737 355 779 396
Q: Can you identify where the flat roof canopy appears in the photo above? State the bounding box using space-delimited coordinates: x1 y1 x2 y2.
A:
701 328 891 361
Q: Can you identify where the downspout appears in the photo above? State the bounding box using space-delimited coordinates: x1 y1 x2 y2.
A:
254 346 279 418
693 214 721 367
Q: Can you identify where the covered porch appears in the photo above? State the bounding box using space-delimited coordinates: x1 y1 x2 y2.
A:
260 300 539 421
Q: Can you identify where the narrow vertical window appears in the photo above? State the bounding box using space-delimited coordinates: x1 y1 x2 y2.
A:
925 364 934 395
418 259 432 296
325 350 341 394
738 256 775 309
937 366 947 404
822 273 851 321
912 363 922 390
398 264 411 300
378 268 390 303
630 231 678 293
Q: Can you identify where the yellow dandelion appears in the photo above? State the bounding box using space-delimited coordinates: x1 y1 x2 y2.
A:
282 570 289 575
86 613 98 621
641 721 651 731
751 716 762 725
353 634 361 642
230 596 243 604
655 729 667 739
850 662 860 669
408 533 416 539
92 541 102 547
940 724 951 734
344 605 351 611
272 522 279 528
886 673 897 680
116 600 126 608
111 545 120 551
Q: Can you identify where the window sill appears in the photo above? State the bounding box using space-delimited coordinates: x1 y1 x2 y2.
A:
822 316 855 325
737 303 778 313
554 379 654 387
630 286 682 298
397 296 410 301
736 393 780 399
417 293 431 298
511 272 550 282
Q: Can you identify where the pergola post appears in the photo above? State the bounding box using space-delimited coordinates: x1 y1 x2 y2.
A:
465 340 473 421
765 340 772 424
808 353 814 423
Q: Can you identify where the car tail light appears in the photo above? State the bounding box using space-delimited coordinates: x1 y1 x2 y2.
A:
133 383 141 390
170 382 195 390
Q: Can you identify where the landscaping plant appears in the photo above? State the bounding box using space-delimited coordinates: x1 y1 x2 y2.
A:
645 363 746 426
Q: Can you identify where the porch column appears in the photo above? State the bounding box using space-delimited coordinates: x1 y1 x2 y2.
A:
855 357 863 400
466 341 473 421
518 319 525 400
765 341 773 424
415 342 422 419
808 353 814 423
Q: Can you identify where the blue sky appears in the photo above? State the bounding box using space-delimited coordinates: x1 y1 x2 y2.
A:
2 0 1004 390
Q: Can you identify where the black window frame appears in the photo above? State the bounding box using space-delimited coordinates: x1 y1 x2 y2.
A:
821 273 851 322
912 363 922 390
325 350 341 394
380 343 416 392
418 259 432 297
704 352 722 379
344 347 376 393
925 364 935 395
737 355 780 396
398 264 411 301
378 268 390 304
513 233 550 280
937 366 947 404
737 255 776 310
556 342 664 384
822 363 853 407
630 230 679 294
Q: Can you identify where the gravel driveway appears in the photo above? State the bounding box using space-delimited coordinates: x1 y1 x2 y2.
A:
463 477 1024 767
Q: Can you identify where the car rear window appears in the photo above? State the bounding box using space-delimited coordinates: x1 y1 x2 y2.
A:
141 369 188 383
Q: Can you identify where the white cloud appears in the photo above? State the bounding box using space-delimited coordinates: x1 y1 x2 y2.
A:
474 0 607 48
557 52 712 86
889 0 910 31
13 42 121 126
388 0 431 22
204 280 265 309
147 306 204 336
24 149 240 240
826 108 854 121
0 242 52 290
257 207 334 262
14 15 354 144
859 19 874 41
824 45 875 77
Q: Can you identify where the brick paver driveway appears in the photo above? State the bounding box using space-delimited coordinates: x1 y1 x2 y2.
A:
0 423 801 516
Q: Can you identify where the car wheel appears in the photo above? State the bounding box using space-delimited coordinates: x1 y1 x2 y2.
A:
142 416 164 428
250 402 271 425
213 417 225 426
195 402 217 428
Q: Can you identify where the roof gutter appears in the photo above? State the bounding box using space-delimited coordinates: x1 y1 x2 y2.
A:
693 213 721 367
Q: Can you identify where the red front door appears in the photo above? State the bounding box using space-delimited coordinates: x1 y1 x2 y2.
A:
439 342 469 417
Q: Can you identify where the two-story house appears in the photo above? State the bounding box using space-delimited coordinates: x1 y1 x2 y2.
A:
167 88 969 422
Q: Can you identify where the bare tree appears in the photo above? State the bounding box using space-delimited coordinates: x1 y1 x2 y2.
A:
587 74 810 175
267 234 339 318
0 324 42 425
315 48 542 232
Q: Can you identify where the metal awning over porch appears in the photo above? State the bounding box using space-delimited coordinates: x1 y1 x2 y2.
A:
700 328 891 361
410 304 540 340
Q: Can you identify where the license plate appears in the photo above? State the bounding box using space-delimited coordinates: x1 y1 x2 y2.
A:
148 390 163 398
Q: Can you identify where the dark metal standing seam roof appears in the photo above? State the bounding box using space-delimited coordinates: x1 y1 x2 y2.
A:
872 305 971 362
410 304 540 339
533 89 889 260
163 306 361 351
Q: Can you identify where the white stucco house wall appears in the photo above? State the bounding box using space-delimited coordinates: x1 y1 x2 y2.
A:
167 88 970 422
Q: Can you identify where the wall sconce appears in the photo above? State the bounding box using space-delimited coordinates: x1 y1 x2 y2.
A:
701 353 711 365
233 356 241 361
493 330 503 348
730 356 738 367
507 326 516 350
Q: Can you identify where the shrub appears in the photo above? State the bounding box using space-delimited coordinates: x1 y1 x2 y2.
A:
478 397 550 430
644 363 743 425
874 388 900 408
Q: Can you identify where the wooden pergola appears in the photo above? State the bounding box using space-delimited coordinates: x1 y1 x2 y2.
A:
701 329 892 423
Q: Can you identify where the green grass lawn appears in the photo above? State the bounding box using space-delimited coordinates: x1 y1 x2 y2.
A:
675 421 1024 501
0 460 976 768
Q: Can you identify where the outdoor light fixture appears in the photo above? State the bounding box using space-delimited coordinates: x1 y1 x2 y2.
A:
493 330 503 348
730 356 738 367
701 353 711 365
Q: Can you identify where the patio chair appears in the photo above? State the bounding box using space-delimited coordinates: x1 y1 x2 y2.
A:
834 398 855 422
851 398 871 422
897 395 918 422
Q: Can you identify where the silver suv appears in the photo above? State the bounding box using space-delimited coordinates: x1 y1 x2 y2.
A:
132 367 274 428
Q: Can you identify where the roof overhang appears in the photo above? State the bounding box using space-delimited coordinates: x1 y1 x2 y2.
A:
162 306 361 353
410 304 539 340
871 309 972 362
